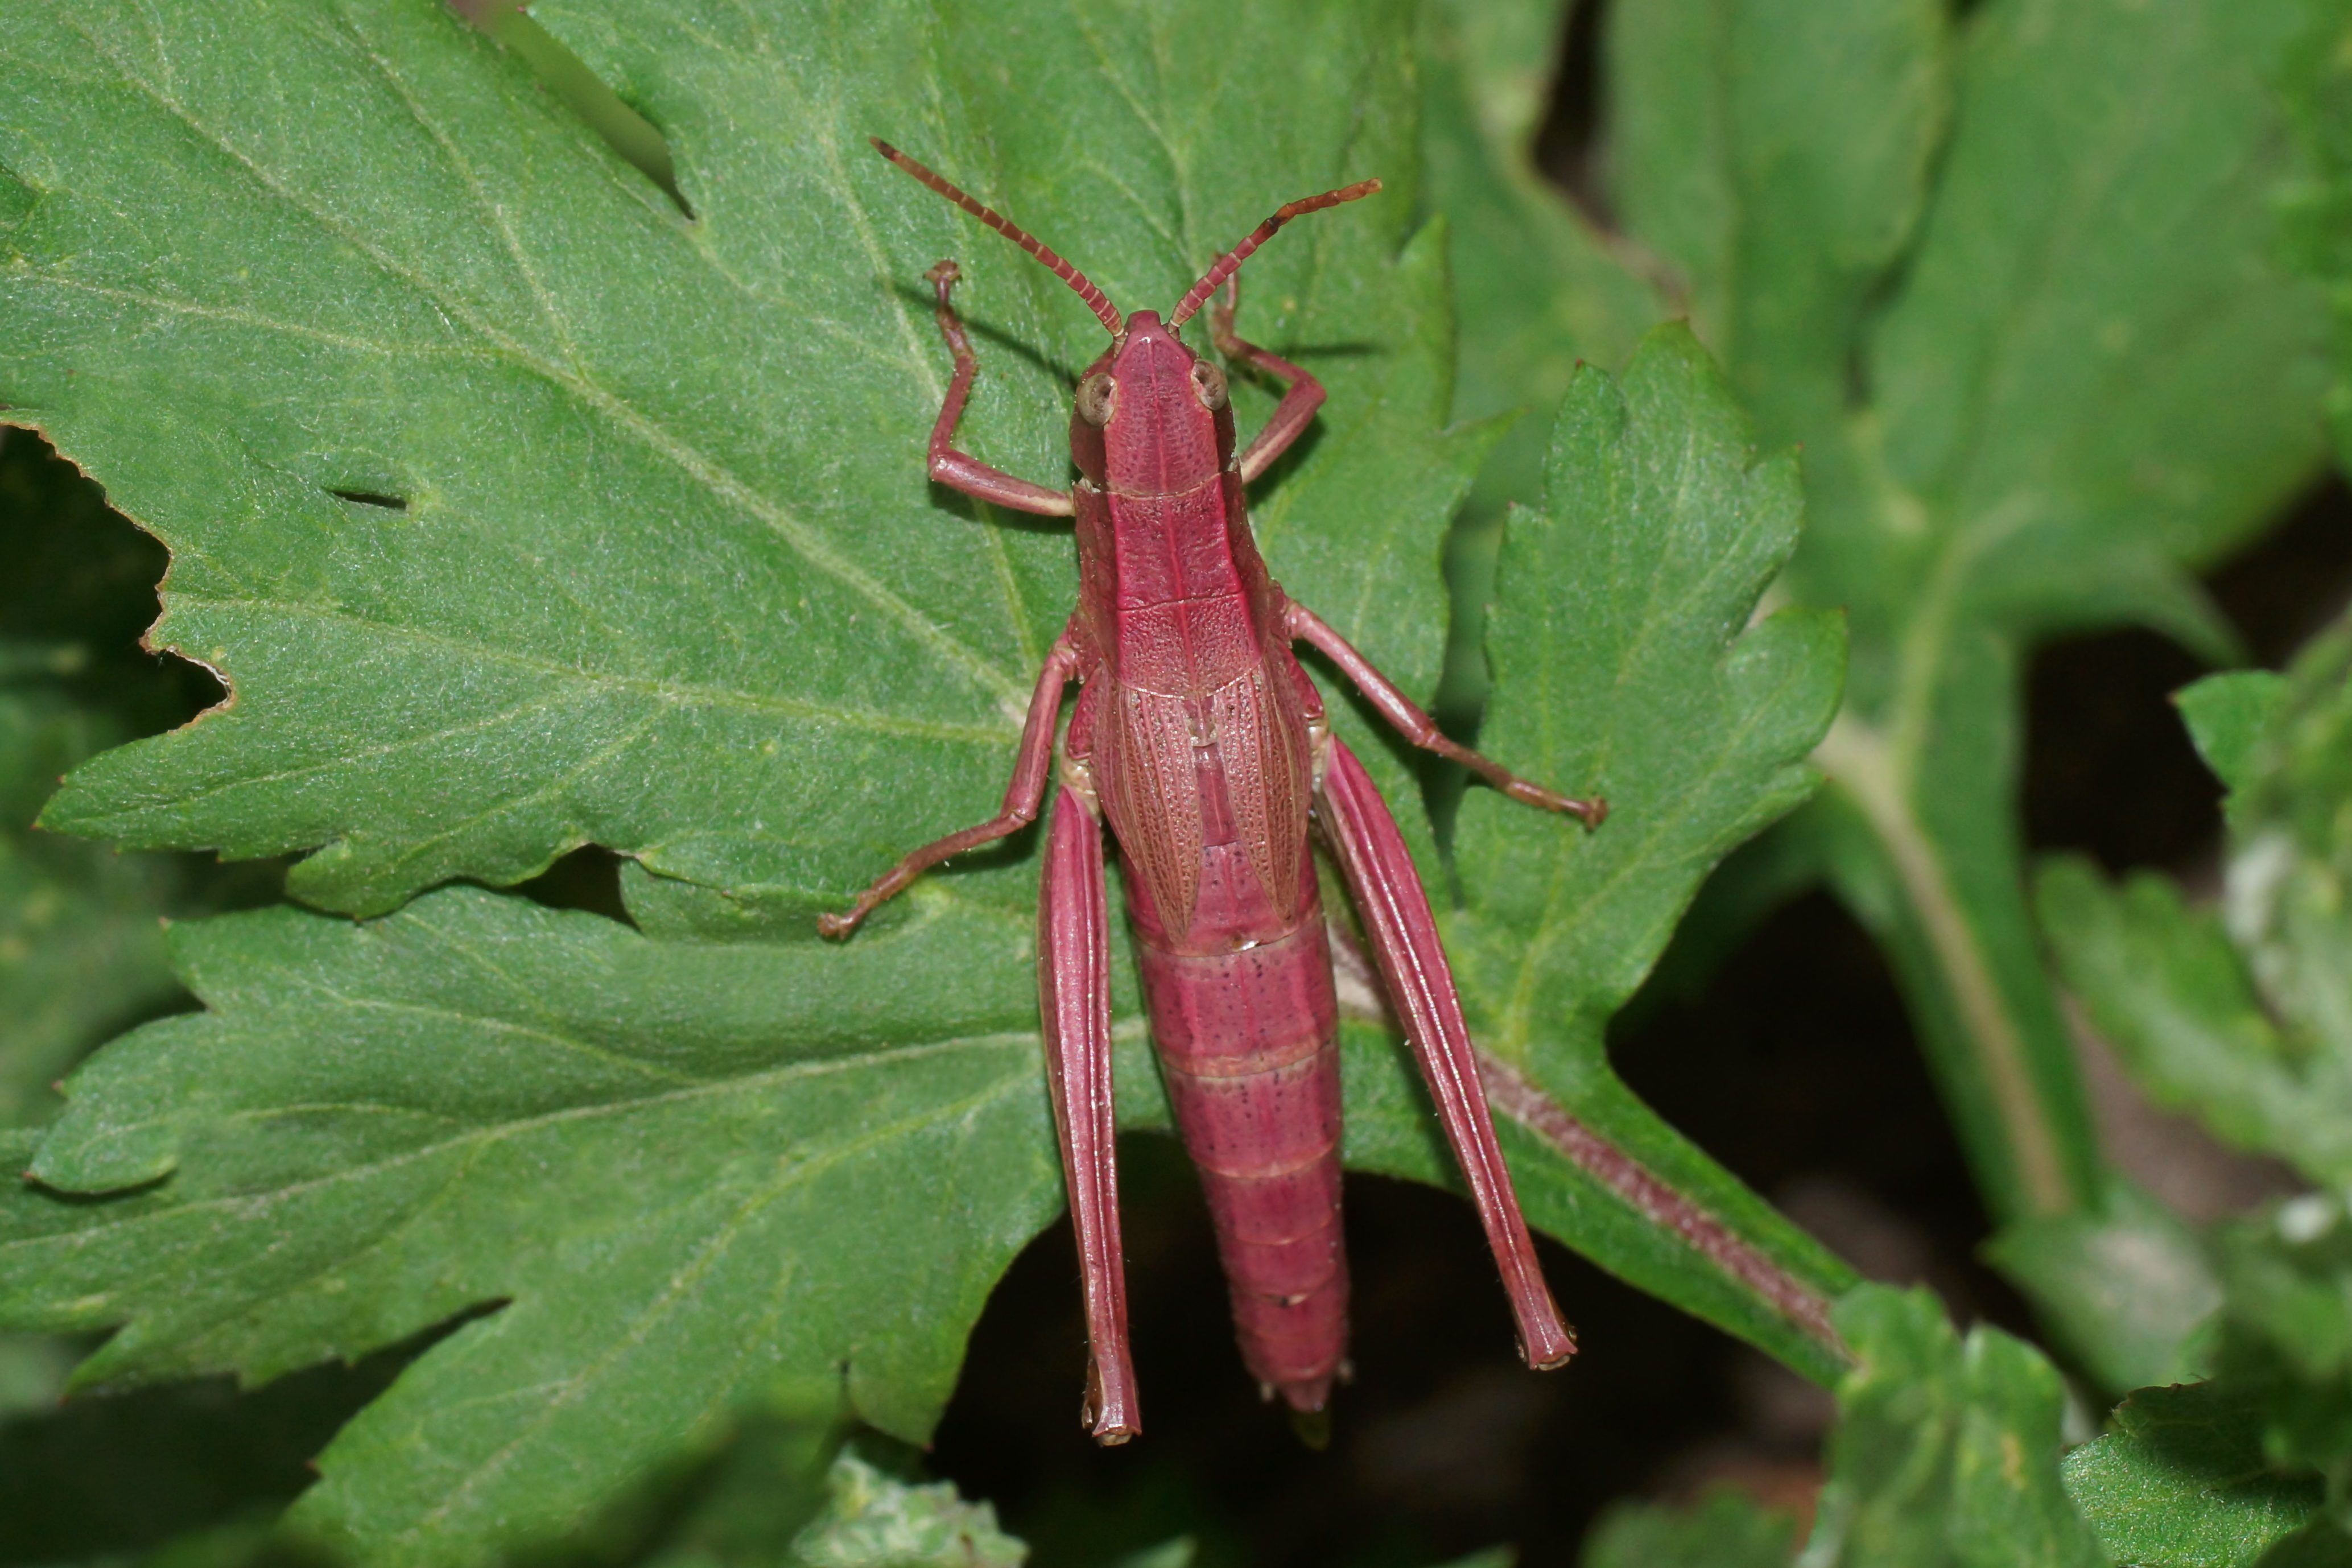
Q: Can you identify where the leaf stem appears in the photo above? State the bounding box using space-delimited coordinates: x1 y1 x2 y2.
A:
1813 712 2079 1216
1475 1050 1850 1359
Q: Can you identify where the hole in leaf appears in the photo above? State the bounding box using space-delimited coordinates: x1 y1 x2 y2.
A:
513 843 635 926
327 488 407 511
452 0 695 219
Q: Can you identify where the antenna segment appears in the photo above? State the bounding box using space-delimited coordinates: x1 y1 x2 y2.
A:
872 139 1125 336
1166 179 1381 329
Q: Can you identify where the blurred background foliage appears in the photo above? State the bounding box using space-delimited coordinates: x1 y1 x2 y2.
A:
8 0 2352 1563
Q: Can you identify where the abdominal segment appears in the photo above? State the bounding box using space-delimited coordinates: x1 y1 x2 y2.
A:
1129 845 1348 1412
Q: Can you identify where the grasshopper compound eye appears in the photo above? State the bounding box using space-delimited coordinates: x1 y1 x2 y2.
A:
1190 361 1229 412
1076 372 1118 426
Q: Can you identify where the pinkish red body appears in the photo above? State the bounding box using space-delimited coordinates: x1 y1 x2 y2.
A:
1070 306 1348 1408
827 142 1605 1441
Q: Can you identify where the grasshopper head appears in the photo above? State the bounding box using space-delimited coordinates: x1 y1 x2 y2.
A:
870 140 1379 494
1068 310 1233 496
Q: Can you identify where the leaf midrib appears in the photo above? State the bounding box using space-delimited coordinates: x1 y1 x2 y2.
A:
164 592 1015 741
7 1026 1037 1266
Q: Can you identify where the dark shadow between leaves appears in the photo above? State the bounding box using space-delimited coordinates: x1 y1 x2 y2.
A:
1 426 226 738
0 1303 504 1566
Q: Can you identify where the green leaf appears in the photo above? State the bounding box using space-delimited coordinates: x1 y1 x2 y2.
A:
1608 0 2330 1231
1608 0 1950 581
0 5 1872 1558
1801 1285 2109 1568
1581 1489 1797 1568
790 1451 1025 1568
2178 672 2292 810
2041 622 2352 1189
2 0 1466 924
0 424 269 1425
7 0 1056 921
1855 0 2324 653
1373 325 1858 1383
1417 0 1662 509
2147 1198 2352 1537
2037 859 2334 1182
2222 629 2352 1062
0 324 1860 1568
2204 1196 2352 1501
2037 604 2352 1560
1412 0 1668 747
1811 0 2330 1216
2063 1382 2324 1568
0 888 1063 1566
2283 0 2352 464
0 685 181 1124
1987 1183 2222 1395
1583 1286 2110 1568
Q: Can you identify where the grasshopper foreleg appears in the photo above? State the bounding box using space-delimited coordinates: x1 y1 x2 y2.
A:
818 633 1079 936
1315 736 1575 1370
1210 277 1326 484
1038 778 1140 1443
922 260 1076 518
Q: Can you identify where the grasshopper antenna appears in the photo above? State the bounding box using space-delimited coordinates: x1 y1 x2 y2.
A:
1166 178 1381 329
871 138 1124 336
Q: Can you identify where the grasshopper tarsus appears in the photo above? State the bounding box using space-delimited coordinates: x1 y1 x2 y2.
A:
1283 599 1600 827
1528 1336 1579 1372
1504 776 1609 827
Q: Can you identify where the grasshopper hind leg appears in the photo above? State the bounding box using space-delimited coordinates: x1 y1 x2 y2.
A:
1038 779 1140 1443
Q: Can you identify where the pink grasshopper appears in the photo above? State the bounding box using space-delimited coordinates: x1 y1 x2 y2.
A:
825 141 1606 1442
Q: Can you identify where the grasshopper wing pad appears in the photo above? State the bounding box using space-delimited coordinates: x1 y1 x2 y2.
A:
1208 665 1313 916
1103 686 1206 931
